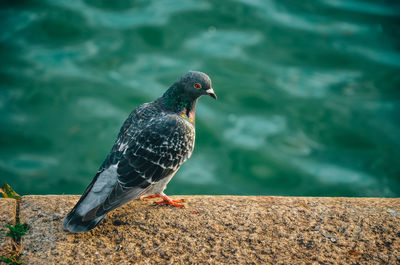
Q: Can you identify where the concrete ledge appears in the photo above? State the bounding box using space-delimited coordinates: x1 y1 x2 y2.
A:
1 196 399 264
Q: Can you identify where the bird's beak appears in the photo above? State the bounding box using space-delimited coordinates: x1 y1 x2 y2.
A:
206 88 217 100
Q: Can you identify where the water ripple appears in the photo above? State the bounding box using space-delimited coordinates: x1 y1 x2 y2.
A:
185 29 262 59
44 0 209 28
332 42 400 67
274 67 362 98
224 115 286 149
235 0 377 35
321 0 400 17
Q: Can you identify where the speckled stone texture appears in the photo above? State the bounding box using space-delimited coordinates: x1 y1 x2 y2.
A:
0 198 16 253
18 195 400 264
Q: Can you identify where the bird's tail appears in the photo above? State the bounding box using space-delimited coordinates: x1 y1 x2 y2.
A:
62 208 106 233
62 170 108 233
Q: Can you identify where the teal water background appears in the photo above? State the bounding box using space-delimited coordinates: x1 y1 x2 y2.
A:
1 0 399 197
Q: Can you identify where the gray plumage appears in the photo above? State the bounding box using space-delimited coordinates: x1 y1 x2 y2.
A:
63 71 216 233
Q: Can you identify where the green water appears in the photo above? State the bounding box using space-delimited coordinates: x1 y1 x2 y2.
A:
1 0 399 197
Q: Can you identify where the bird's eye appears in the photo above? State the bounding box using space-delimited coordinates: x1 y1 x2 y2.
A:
194 83 202 89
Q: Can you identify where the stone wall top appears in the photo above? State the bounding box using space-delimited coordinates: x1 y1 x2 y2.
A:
1 195 399 264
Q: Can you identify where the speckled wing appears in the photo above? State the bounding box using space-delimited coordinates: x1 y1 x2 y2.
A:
63 102 195 232
83 104 195 220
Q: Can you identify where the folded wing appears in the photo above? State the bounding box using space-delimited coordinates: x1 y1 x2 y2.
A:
62 108 194 232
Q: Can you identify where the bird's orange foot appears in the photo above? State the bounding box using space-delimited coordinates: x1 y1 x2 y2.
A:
140 194 186 208
155 195 186 208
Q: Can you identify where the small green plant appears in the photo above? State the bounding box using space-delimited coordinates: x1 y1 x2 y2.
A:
0 184 27 264
0 241 25 265
5 222 30 241
0 183 20 199
1 223 29 264
1 253 25 265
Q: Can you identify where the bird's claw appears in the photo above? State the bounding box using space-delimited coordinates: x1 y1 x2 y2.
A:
141 194 186 208
155 198 186 208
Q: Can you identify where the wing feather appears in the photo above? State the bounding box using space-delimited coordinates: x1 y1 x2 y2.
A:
63 102 195 232
84 111 194 219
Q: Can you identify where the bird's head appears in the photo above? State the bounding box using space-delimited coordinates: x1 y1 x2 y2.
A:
161 71 216 114
176 71 217 101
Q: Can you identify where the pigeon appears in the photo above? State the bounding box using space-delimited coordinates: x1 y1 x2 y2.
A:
63 71 216 233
